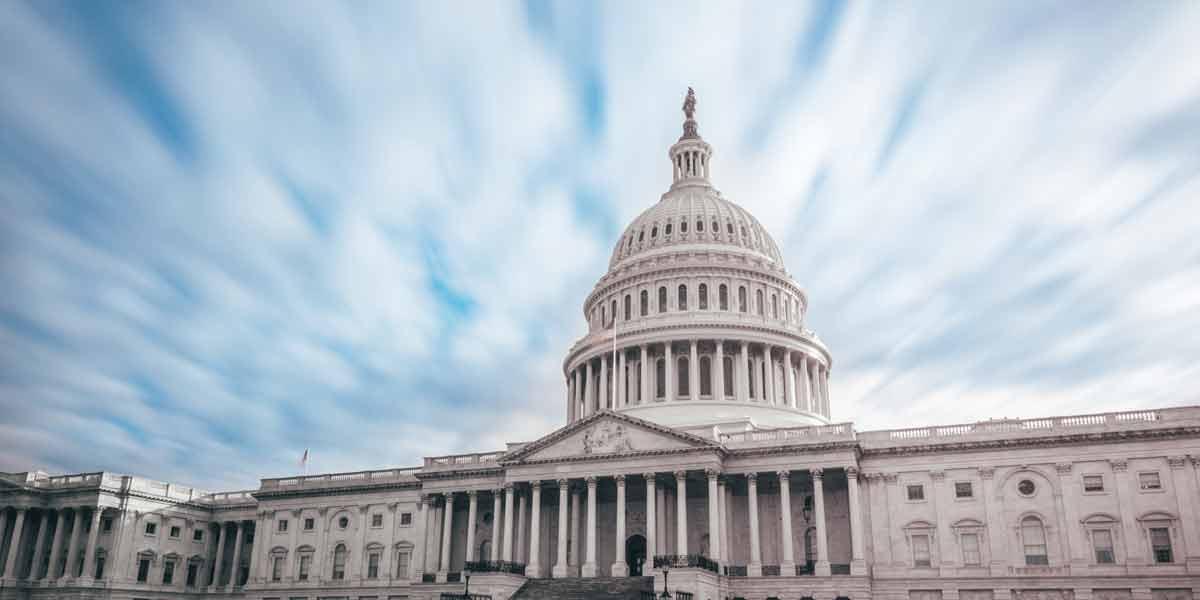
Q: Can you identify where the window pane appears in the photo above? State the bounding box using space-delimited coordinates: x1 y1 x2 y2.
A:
954 482 973 498
961 533 980 565
1022 517 1048 565
1150 527 1172 563
912 535 931 567
907 485 925 501
1092 529 1114 564
1083 475 1104 492
1139 472 1162 490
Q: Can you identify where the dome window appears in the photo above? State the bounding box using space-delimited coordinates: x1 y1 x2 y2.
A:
651 226 658 238
726 223 733 235
655 358 666 399
712 220 718 233
699 356 711 396
741 226 747 238
738 286 747 313
658 287 668 313
698 284 708 310
677 284 688 310
756 289 764 315
772 294 779 319
719 284 729 310
665 223 672 235
697 220 704 232
624 295 631 321
639 230 645 242
610 300 617 328
680 220 688 234
677 356 690 396
640 290 648 316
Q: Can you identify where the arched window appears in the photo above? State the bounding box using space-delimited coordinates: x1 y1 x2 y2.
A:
332 544 347 580
665 223 673 235
681 220 688 233
610 300 617 327
723 356 734 397
696 219 704 232
658 287 667 313
677 285 688 311
638 229 645 242
699 356 712 396
651 226 658 238
719 284 728 310
655 359 665 399
698 284 708 310
600 305 606 327
640 290 648 317
1021 517 1048 565
784 297 790 322
726 223 734 235
711 220 718 233
748 363 757 399
738 286 747 312
624 295 631 321
677 356 689 396
772 294 779 319
756 289 765 315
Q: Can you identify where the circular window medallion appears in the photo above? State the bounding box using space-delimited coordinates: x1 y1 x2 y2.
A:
1017 479 1036 496
338 516 349 529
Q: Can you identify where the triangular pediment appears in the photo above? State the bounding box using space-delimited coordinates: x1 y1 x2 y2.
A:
504 410 720 464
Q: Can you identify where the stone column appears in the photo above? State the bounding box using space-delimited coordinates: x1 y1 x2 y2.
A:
573 369 582 420
978 468 1005 570
64 509 83 580
210 523 227 589
747 474 762 576
569 486 581 572
1111 459 1145 566
675 472 688 555
3 508 27 579
798 359 810 411
440 494 455 576
738 342 750 402
655 485 667 555
45 511 66 581
582 477 598 577
821 367 830 415
784 350 796 408
763 346 775 404
416 497 431 579
664 343 674 401
1170 457 1200 568
567 375 576 422
617 350 627 408
717 478 730 565
465 491 478 565
714 341 725 400
528 482 543 577
229 521 244 586
706 470 721 562
516 489 528 563
554 480 569 578
598 355 608 411
689 339 700 401
490 490 502 561
584 360 595 416
81 508 103 581
26 511 47 580
612 475 628 576
1055 463 1086 566
639 345 649 405
931 471 954 568
247 512 266 583
644 474 657 562
779 471 795 573
503 485 516 561
847 467 866 574
812 469 831 576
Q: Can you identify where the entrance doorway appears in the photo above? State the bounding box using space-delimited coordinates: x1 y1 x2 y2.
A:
626 534 647 576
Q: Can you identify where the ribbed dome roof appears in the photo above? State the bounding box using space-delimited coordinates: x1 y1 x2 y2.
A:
608 188 785 269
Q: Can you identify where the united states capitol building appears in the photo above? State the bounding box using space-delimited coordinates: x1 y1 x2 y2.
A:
2 91 1199 600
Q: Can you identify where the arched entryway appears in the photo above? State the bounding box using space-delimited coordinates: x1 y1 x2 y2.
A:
626 535 647 576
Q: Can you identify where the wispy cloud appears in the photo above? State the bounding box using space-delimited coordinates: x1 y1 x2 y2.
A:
1 1 1198 489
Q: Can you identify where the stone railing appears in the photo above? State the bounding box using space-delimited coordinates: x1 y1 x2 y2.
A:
260 467 420 490
423 451 506 470
719 422 855 446
200 490 257 505
859 406 1200 448
465 560 526 575
653 554 719 574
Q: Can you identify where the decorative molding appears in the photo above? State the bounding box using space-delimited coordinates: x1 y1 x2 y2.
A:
811 468 824 480
1110 459 1128 472
930 470 945 481
979 467 995 479
1167 456 1187 469
1055 463 1073 475
777 470 791 481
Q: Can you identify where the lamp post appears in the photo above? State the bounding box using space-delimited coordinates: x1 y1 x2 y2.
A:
462 572 471 599
659 568 672 600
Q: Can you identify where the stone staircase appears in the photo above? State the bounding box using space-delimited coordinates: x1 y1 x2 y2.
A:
511 576 655 599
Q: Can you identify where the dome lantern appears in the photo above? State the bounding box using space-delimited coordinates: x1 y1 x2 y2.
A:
668 87 713 187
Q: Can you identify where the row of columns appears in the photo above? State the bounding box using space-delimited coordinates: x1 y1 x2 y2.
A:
0 505 104 582
425 467 863 580
567 341 831 421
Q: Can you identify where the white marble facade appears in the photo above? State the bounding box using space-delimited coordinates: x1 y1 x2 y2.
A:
2 92 1198 600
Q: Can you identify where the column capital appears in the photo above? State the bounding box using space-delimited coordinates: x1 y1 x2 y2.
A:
930 470 945 481
1055 463 1074 475
846 466 860 479
1110 459 1128 472
1167 456 1187 469
467 489 478 498
715 339 724 349
642 472 657 483
883 473 899 484
978 466 995 479
746 472 758 483
673 470 687 481
811 468 824 480
529 480 541 490
705 469 720 481
777 470 791 481
556 478 569 488
493 487 505 496
584 475 597 485
614 474 626 485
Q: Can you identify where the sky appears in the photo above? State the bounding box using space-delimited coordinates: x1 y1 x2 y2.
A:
2 1 1199 491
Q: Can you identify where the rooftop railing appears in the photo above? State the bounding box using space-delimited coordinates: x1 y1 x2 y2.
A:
858 406 1200 446
719 422 855 445
260 467 421 490
423 451 505 469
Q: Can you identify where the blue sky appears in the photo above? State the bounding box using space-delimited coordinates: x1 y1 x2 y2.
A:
2 1 1199 490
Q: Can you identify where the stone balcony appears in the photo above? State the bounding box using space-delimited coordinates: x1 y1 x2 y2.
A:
718 422 856 447
421 451 506 473
258 467 421 493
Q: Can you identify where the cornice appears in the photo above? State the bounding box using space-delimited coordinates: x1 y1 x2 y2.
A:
724 440 861 459
251 479 422 500
507 446 723 469
586 258 805 309
860 426 1200 457
413 467 504 481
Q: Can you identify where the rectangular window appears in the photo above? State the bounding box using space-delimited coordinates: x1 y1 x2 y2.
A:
906 484 925 501
144 522 157 536
298 555 311 581
1092 529 1115 564
367 552 380 578
277 519 288 532
162 560 175 585
137 559 150 582
1139 472 1162 490
961 533 981 565
272 556 283 582
193 529 204 542
95 556 105 578
101 517 113 533
304 518 314 531
187 563 198 587
912 535 931 567
169 526 181 539
1150 527 1173 563
371 514 383 528
954 482 973 499
399 513 412 526
395 551 410 578
1083 475 1104 492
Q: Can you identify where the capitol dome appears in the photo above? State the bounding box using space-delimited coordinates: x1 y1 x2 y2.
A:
563 89 832 436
